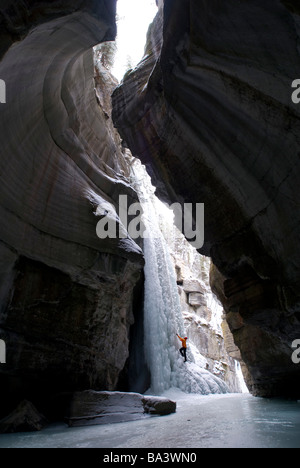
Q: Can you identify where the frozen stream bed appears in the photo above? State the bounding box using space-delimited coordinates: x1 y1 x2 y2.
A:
0 392 300 448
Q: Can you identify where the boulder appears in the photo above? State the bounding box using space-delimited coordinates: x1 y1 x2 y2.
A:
0 400 48 434
66 391 176 427
188 293 207 307
142 396 177 416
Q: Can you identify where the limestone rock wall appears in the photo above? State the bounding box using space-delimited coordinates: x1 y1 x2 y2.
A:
0 1 144 417
113 0 300 397
158 210 243 392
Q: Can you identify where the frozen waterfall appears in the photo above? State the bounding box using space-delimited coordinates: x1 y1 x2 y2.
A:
131 160 229 396
235 360 249 394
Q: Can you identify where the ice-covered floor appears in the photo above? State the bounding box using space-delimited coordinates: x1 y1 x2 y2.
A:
1 392 300 448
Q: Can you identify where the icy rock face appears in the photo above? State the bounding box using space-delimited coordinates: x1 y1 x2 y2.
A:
157 204 244 393
0 0 144 416
113 0 300 398
131 160 230 396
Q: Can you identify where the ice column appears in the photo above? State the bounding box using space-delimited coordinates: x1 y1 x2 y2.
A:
131 160 229 395
235 361 249 394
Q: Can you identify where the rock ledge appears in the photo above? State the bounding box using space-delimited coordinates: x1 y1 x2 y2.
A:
66 390 176 427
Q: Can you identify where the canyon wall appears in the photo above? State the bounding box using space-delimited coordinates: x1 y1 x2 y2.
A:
0 0 144 417
156 199 244 393
113 0 300 397
1 0 300 411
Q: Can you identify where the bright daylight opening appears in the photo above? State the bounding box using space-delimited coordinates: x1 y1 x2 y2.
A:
112 0 158 81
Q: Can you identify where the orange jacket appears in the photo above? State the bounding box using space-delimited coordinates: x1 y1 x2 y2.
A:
177 334 187 348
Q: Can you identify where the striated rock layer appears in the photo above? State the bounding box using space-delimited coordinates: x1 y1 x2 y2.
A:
113 0 300 397
0 0 144 417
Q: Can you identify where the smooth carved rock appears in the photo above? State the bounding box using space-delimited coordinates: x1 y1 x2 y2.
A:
113 0 300 397
66 390 176 427
0 0 144 415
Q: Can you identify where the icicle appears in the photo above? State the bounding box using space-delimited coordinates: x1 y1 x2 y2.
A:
235 361 249 394
130 160 230 396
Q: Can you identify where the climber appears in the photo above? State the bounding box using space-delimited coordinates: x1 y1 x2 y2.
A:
176 333 188 362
